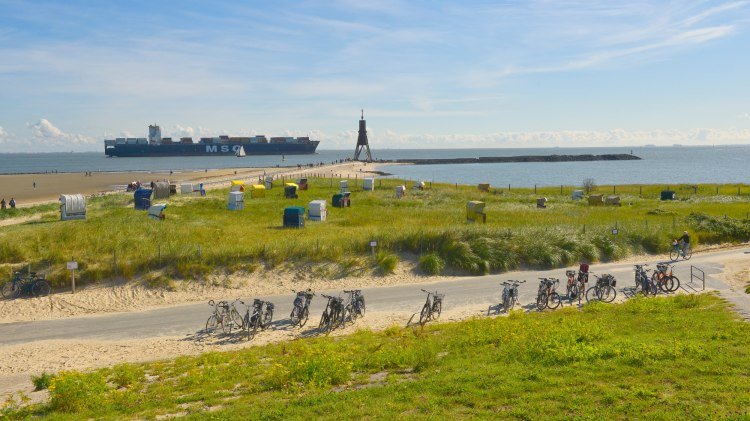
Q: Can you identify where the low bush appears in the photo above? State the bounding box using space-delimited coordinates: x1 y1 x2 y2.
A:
31 372 52 391
419 253 444 275
375 251 399 275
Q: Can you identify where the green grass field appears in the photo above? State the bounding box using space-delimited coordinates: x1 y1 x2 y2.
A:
1 178 749 286
5 294 749 419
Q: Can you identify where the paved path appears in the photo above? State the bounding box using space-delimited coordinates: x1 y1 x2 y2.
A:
1 247 748 346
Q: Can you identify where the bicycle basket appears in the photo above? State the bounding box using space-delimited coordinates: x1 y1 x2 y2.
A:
266 302 275 310
656 263 668 272
566 270 576 277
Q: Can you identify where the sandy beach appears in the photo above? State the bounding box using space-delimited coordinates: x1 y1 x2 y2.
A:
0 161 389 207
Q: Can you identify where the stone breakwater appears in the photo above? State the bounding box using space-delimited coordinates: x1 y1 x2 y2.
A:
383 154 640 165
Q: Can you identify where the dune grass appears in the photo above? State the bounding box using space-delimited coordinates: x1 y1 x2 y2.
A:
0 178 749 286
5 293 750 419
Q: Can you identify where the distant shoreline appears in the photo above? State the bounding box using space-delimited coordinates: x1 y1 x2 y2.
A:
382 154 640 165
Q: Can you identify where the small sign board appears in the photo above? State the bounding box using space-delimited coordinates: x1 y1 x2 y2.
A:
67 261 78 270
612 228 619 235
369 241 377 247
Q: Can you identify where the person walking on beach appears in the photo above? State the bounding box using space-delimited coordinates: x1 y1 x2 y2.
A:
0 198 5 210
9 198 15 208
33 181 36 189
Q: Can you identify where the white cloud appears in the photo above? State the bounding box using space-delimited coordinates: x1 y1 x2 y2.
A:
739 112 750 119
25 119 97 150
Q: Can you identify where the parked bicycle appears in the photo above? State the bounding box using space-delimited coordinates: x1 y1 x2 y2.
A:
344 289 366 320
585 274 617 303
205 300 232 335
670 240 692 261
536 278 561 310
491 280 524 314
633 265 658 296
1 271 52 299
290 289 315 327
319 294 347 333
418 289 444 325
653 263 680 293
242 298 275 340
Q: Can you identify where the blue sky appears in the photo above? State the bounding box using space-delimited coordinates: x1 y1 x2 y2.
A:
1 0 749 151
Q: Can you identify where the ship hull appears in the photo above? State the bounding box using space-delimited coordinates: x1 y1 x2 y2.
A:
105 141 319 157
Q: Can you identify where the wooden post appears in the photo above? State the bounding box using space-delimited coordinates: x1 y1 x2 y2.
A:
613 185 616 194
508 184 511 191
71 268 75 294
639 185 642 195
560 185 563 194
158 244 162 266
716 186 719 195
113 250 117 276
534 184 537 194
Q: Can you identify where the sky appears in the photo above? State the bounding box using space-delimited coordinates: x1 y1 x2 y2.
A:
1 0 749 152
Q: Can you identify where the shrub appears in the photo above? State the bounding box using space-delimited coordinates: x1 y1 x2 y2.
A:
49 371 108 413
109 364 145 389
31 372 52 391
419 253 445 275
375 251 399 275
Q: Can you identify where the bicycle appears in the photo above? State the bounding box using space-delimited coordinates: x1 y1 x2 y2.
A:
585 274 617 303
496 280 524 313
536 278 561 311
243 298 275 340
653 263 680 293
418 289 444 325
669 240 692 261
344 289 366 320
205 300 232 335
290 289 315 327
1 271 52 299
633 265 657 296
319 294 346 333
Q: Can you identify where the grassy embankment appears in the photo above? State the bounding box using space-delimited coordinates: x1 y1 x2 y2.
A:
4 294 749 419
1 179 749 286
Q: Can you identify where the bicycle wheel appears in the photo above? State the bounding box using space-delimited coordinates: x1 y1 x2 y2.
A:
433 300 442 319
219 314 232 334
340 307 352 327
669 248 679 261
585 287 599 303
230 307 243 328
599 286 617 303
547 292 561 309
205 315 218 335
290 306 300 325
668 276 680 292
502 296 511 313
683 249 692 260
568 284 579 301
419 303 431 325
262 307 274 329
32 280 51 297
319 311 330 331
536 293 547 311
358 297 366 316
1 281 20 299
299 307 309 327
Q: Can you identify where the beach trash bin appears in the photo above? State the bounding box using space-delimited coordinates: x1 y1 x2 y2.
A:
148 203 167 220
250 184 266 198
339 180 349 193
59 194 86 221
395 185 406 198
467 201 487 223
228 191 245 210
478 183 490 192
134 188 152 210
296 178 308 190
588 194 604 206
571 190 584 200
362 178 375 191
265 176 274 190
230 180 245 192
284 183 299 199
537 197 547 208
605 195 621 206
180 183 193 194
283 206 306 228
308 199 327 221
661 190 676 200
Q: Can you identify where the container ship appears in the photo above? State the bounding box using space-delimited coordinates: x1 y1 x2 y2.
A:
104 125 319 157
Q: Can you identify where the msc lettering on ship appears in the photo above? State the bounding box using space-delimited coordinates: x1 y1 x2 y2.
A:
205 145 241 153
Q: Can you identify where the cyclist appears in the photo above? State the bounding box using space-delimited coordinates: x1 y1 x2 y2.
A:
578 261 590 283
675 231 690 256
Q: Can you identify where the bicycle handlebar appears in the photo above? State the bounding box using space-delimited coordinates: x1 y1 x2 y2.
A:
343 289 361 293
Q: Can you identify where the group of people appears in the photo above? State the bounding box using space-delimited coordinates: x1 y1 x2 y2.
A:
0 197 16 209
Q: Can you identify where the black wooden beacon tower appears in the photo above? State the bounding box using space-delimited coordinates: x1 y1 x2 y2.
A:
353 109 373 162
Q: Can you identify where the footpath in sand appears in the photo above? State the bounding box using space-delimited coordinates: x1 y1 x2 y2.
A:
0 246 748 404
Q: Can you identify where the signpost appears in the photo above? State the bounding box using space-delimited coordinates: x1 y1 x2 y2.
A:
370 240 377 255
67 260 78 293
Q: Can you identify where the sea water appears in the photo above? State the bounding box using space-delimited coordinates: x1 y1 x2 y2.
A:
0 145 748 187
